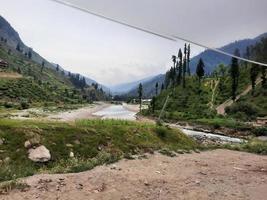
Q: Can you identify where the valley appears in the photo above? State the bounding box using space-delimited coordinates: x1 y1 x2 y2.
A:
0 4 267 200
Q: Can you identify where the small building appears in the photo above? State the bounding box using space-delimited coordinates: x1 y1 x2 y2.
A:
256 117 267 125
0 59 8 68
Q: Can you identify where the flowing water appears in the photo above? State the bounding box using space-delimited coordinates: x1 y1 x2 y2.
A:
93 105 244 143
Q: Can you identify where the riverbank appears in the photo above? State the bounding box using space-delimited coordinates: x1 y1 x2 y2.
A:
1 150 266 200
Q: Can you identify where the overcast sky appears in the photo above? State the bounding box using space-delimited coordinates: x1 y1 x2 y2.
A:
0 0 266 85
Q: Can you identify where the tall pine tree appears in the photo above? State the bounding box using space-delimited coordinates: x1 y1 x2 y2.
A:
196 58 205 85
230 49 240 100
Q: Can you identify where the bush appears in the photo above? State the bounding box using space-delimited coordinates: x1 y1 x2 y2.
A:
4 102 14 108
155 126 168 139
19 100 30 110
225 102 259 121
252 127 267 136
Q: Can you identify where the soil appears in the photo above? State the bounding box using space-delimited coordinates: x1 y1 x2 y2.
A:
2 149 266 200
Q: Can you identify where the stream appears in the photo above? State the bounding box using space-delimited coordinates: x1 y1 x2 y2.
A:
93 105 245 144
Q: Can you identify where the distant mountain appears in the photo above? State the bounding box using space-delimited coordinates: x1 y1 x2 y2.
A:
126 74 165 98
109 75 158 95
110 74 165 98
189 32 267 73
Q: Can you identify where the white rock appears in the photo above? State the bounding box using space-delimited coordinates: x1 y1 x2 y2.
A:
69 151 74 158
24 140 32 149
28 145 51 162
0 138 4 145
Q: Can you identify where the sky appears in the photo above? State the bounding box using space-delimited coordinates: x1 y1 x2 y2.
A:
0 0 267 86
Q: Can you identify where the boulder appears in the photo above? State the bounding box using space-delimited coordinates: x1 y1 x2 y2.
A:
28 145 51 162
0 138 4 145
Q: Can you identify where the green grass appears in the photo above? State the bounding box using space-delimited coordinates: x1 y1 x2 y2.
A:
0 119 197 182
223 139 267 155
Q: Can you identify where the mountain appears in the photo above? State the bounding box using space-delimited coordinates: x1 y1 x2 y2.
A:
126 32 267 99
110 74 165 97
0 15 104 88
126 74 165 98
189 32 267 73
0 15 108 105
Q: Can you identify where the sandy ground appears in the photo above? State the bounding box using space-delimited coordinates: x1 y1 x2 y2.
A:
46 102 110 121
2 149 266 200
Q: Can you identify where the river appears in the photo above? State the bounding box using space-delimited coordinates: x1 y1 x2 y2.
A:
93 104 245 144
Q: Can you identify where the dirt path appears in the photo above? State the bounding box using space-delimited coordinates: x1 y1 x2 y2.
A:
2 150 266 200
0 72 22 79
216 78 262 115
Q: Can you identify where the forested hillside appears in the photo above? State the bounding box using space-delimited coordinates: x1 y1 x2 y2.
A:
0 16 108 109
144 37 267 125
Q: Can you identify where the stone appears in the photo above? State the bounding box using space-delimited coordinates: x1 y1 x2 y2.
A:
69 151 74 158
0 138 3 145
74 140 80 145
28 145 51 162
24 140 32 149
4 157 10 163
66 144 73 148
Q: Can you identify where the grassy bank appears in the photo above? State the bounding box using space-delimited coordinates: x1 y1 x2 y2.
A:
0 119 197 182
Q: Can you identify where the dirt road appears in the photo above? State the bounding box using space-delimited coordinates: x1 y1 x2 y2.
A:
2 150 266 200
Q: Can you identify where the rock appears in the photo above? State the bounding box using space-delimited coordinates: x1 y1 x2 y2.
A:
74 140 80 145
4 157 10 163
144 180 150 186
0 138 4 145
76 183 83 190
28 145 51 162
66 143 73 148
69 151 74 158
24 140 32 149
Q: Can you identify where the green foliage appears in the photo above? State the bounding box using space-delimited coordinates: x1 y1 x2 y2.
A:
0 119 196 182
225 102 259 121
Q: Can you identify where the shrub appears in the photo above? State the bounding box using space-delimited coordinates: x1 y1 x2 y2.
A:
225 102 259 121
19 100 30 110
4 102 14 108
155 126 168 139
252 127 267 136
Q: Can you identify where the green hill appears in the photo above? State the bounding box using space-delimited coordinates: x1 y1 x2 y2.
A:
144 37 267 129
0 18 108 109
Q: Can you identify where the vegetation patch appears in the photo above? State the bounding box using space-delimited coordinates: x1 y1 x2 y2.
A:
0 119 197 182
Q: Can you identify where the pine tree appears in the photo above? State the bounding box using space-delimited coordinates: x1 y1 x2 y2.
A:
161 83 164 92
182 44 187 88
41 60 45 72
187 44 191 76
244 46 250 68
182 57 187 88
171 55 177 86
138 83 143 112
250 64 259 95
230 49 240 100
28 48 32 59
16 43 21 52
155 82 159 95
196 58 205 85
177 48 183 85
151 96 156 113
261 66 267 88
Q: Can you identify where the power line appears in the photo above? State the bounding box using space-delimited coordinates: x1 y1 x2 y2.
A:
48 0 267 67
